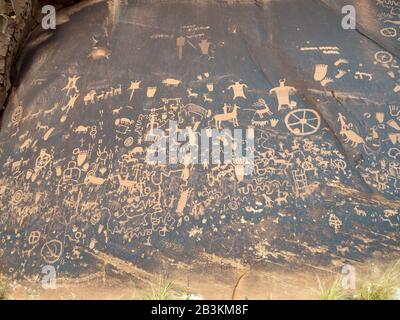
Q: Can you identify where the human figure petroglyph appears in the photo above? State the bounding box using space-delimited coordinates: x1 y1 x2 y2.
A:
128 80 141 100
329 213 342 233
228 81 248 100
269 79 297 110
62 75 80 95
62 93 80 112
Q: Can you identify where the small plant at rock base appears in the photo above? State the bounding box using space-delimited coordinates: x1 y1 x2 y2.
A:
0 278 9 300
316 276 350 300
355 260 400 300
144 275 177 300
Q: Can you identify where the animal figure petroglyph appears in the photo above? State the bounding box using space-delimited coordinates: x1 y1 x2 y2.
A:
19 139 33 152
84 90 96 105
338 113 366 147
214 104 240 129
74 125 90 134
162 78 181 87
354 206 367 216
112 107 123 115
44 104 58 115
85 173 105 186
116 175 140 193
88 47 111 60
384 209 398 218
275 191 289 206
262 195 274 208
253 99 273 117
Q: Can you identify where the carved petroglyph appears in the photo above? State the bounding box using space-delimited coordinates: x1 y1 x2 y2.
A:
214 104 240 129
269 80 297 110
0 8 399 281
228 81 248 100
285 109 321 136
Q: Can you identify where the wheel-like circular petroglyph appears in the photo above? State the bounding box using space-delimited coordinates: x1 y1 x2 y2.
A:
28 231 41 245
374 51 393 64
284 109 321 136
35 150 51 168
380 27 397 38
40 240 63 264
11 190 24 205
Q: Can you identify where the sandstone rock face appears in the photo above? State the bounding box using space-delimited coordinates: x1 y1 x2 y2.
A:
0 0 83 109
0 0 399 281
0 0 37 109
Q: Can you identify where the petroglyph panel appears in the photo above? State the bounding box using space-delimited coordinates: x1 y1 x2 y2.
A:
0 0 399 278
